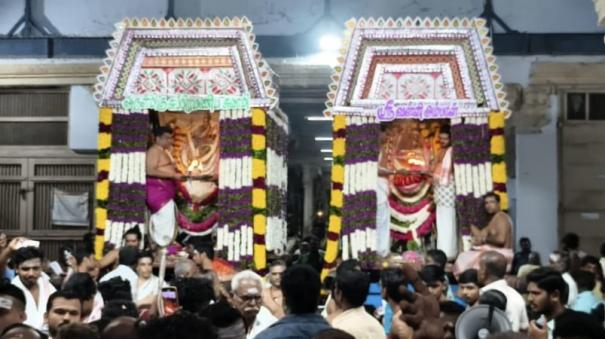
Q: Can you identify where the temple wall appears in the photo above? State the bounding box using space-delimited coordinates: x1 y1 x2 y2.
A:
499 56 605 259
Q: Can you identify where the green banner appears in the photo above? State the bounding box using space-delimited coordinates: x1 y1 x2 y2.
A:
122 94 250 113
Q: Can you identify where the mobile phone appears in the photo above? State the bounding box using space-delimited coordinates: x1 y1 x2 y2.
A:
161 287 179 316
16 239 40 249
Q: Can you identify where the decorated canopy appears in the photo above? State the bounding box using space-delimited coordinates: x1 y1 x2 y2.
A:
94 17 278 109
93 17 288 271
321 17 510 279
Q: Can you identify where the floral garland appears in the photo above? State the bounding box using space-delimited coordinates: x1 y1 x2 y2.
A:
321 115 346 281
104 111 148 247
489 111 508 210
389 202 435 236
340 116 380 267
174 187 219 236
251 108 268 272
95 108 113 259
216 109 254 266
451 116 492 228
265 112 288 255
388 176 435 241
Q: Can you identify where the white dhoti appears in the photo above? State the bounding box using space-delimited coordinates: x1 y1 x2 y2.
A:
376 177 391 257
149 199 176 248
434 182 457 259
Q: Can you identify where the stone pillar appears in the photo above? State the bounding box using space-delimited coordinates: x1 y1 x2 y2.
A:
302 164 315 237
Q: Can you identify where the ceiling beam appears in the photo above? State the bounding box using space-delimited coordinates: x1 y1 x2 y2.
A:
1 33 605 59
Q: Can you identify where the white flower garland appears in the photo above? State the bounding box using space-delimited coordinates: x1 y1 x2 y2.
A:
472 165 480 198
478 163 486 196
485 162 493 192
365 228 373 250
234 229 241 262
246 225 253 256
454 163 464 195
351 232 358 259
342 234 350 260
227 232 235 262
389 203 433 234
465 163 473 194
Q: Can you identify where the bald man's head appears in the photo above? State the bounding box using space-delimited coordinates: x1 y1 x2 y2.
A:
174 259 200 279
478 251 507 285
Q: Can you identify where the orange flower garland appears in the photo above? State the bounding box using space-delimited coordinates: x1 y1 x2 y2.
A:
321 115 346 281
489 111 508 210
251 108 268 271
95 107 112 259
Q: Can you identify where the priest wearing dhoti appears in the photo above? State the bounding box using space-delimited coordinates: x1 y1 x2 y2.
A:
145 126 182 246
430 125 457 259
454 192 513 275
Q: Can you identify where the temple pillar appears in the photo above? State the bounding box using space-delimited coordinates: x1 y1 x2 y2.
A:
302 164 315 236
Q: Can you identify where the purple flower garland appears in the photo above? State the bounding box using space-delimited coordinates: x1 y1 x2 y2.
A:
218 116 253 244
342 120 380 256
451 119 491 229
107 113 148 225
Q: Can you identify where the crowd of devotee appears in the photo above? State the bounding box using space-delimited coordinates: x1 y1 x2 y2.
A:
1 196 605 339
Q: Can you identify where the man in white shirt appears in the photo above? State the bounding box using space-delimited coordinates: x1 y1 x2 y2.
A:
478 251 529 332
10 246 56 330
99 246 139 299
230 270 277 339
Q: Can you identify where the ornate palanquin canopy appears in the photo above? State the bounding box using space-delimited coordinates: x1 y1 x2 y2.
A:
93 18 288 272
93 17 278 110
321 17 510 279
323 17 511 118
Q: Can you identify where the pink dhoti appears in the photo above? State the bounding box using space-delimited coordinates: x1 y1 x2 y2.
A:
453 245 513 276
146 177 177 247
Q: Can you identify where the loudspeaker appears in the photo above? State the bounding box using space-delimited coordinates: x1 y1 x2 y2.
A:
455 305 512 339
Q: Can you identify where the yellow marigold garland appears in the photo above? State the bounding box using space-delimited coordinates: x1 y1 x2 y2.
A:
489 111 508 210
95 107 113 259
321 115 346 281
251 108 267 271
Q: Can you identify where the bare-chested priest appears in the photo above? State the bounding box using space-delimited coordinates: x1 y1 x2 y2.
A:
145 126 183 246
454 192 513 275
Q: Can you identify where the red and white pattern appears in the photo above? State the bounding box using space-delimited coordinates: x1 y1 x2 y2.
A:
209 68 240 95
371 64 456 101
136 67 241 96
171 69 203 94
135 69 166 94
